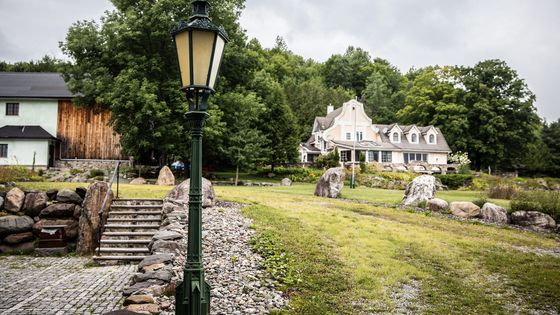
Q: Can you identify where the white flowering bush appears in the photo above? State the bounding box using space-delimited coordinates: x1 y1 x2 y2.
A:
449 151 471 173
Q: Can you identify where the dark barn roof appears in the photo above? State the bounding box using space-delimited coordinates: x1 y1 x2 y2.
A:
0 72 74 99
0 125 57 140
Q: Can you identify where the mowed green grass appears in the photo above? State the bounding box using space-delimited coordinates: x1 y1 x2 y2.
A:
16 182 172 199
214 184 559 314
16 182 558 313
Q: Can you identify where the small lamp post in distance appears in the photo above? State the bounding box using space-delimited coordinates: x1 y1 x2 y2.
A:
171 1 229 314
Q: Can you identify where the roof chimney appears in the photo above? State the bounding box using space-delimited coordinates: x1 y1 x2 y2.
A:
327 104 334 115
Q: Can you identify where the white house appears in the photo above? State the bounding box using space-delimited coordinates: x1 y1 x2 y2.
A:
0 73 72 168
299 99 456 173
0 72 123 169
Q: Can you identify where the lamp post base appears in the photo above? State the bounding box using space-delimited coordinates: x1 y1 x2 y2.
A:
175 278 211 315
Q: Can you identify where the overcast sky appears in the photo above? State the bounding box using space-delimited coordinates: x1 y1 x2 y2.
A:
1 0 558 121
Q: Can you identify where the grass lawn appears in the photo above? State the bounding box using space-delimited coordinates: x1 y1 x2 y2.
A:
214 184 559 314
16 182 172 199
15 181 558 313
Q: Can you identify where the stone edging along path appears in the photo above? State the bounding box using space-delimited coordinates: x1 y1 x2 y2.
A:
120 199 287 314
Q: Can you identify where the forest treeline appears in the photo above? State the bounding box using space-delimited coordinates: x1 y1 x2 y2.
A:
1 0 559 175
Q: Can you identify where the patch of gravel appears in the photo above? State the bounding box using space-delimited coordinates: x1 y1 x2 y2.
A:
158 201 287 314
390 280 422 315
510 245 560 258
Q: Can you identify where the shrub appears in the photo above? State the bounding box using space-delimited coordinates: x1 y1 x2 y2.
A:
359 153 366 173
0 166 40 182
70 168 83 175
511 191 560 221
472 196 488 208
89 169 105 178
488 184 519 200
315 151 340 169
435 174 474 190
254 167 323 183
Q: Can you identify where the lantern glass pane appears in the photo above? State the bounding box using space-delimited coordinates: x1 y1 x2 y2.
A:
208 35 225 89
174 31 191 88
192 30 215 86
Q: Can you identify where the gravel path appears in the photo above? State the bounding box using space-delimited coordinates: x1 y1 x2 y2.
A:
0 256 134 315
156 201 287 314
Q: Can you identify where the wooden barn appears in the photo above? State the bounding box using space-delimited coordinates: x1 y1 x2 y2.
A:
0 72 124 168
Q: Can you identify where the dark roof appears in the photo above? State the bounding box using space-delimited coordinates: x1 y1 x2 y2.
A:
301 142 321 152
376 124 451 152
0 125 57 140
0 72 74 99
315 106 343 130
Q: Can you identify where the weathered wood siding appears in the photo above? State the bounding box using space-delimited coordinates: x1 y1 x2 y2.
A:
56 100 124 160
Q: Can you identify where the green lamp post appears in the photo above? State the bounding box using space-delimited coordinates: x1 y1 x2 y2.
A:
171 1 228 314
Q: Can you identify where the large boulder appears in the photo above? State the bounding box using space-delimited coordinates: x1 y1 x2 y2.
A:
130 177 147 185
3 232 35 244
46 189 58 201
450 202 481 219
40 203 79 218
402 175 436 206
77 182 113 255
0 215 34 237
156 166 175 186
510 211 556 232
0 241 35 254
280 178 292 187
5 187 25 213
314 167 345 198
33 218 79 240
22 191 49 217
56 189 83 204
480 203 508 224
0 196 4 209
75 187 87 199
427 198 449 211
165 178 216 208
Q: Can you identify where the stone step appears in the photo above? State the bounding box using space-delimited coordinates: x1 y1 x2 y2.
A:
103 231 156 237
109 211 163 216
97 247 150 254
102 232 156 241
106 218 161 223
104 224 160 229
92 255 146 262
100 239 151 245
115 198 163 202
111 205 163 209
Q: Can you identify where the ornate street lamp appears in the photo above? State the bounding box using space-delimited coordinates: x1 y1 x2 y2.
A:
172 1 228 314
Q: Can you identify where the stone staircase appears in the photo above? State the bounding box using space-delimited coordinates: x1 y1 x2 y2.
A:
93 198 163 264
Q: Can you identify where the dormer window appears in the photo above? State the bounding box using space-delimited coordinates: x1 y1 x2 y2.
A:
411 134 417 143
429 134 435 144
392 132 399 142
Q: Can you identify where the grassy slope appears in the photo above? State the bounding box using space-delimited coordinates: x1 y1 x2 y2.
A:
215 185 559 314
15 182 558 313
16 182 172 199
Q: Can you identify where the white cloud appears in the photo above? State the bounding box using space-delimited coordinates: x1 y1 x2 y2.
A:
240 0 560 120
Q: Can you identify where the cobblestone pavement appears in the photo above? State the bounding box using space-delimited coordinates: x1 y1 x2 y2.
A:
0 256 135 315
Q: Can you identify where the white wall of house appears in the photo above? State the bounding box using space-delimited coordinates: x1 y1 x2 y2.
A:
428 153 448 165
0 99 58 136
0 139 49 166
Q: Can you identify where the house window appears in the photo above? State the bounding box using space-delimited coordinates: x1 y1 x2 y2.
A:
411 133 417 143
368 151 379 162
381 151 392 163
429 134 435 144
0 144 7 158
356 131 363 141
5 103 19 116
340 151 350 162
404 152 428 164
392 132 399 142
346 132 351 140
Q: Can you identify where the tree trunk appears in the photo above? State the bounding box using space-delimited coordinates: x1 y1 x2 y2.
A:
235 165 239 186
